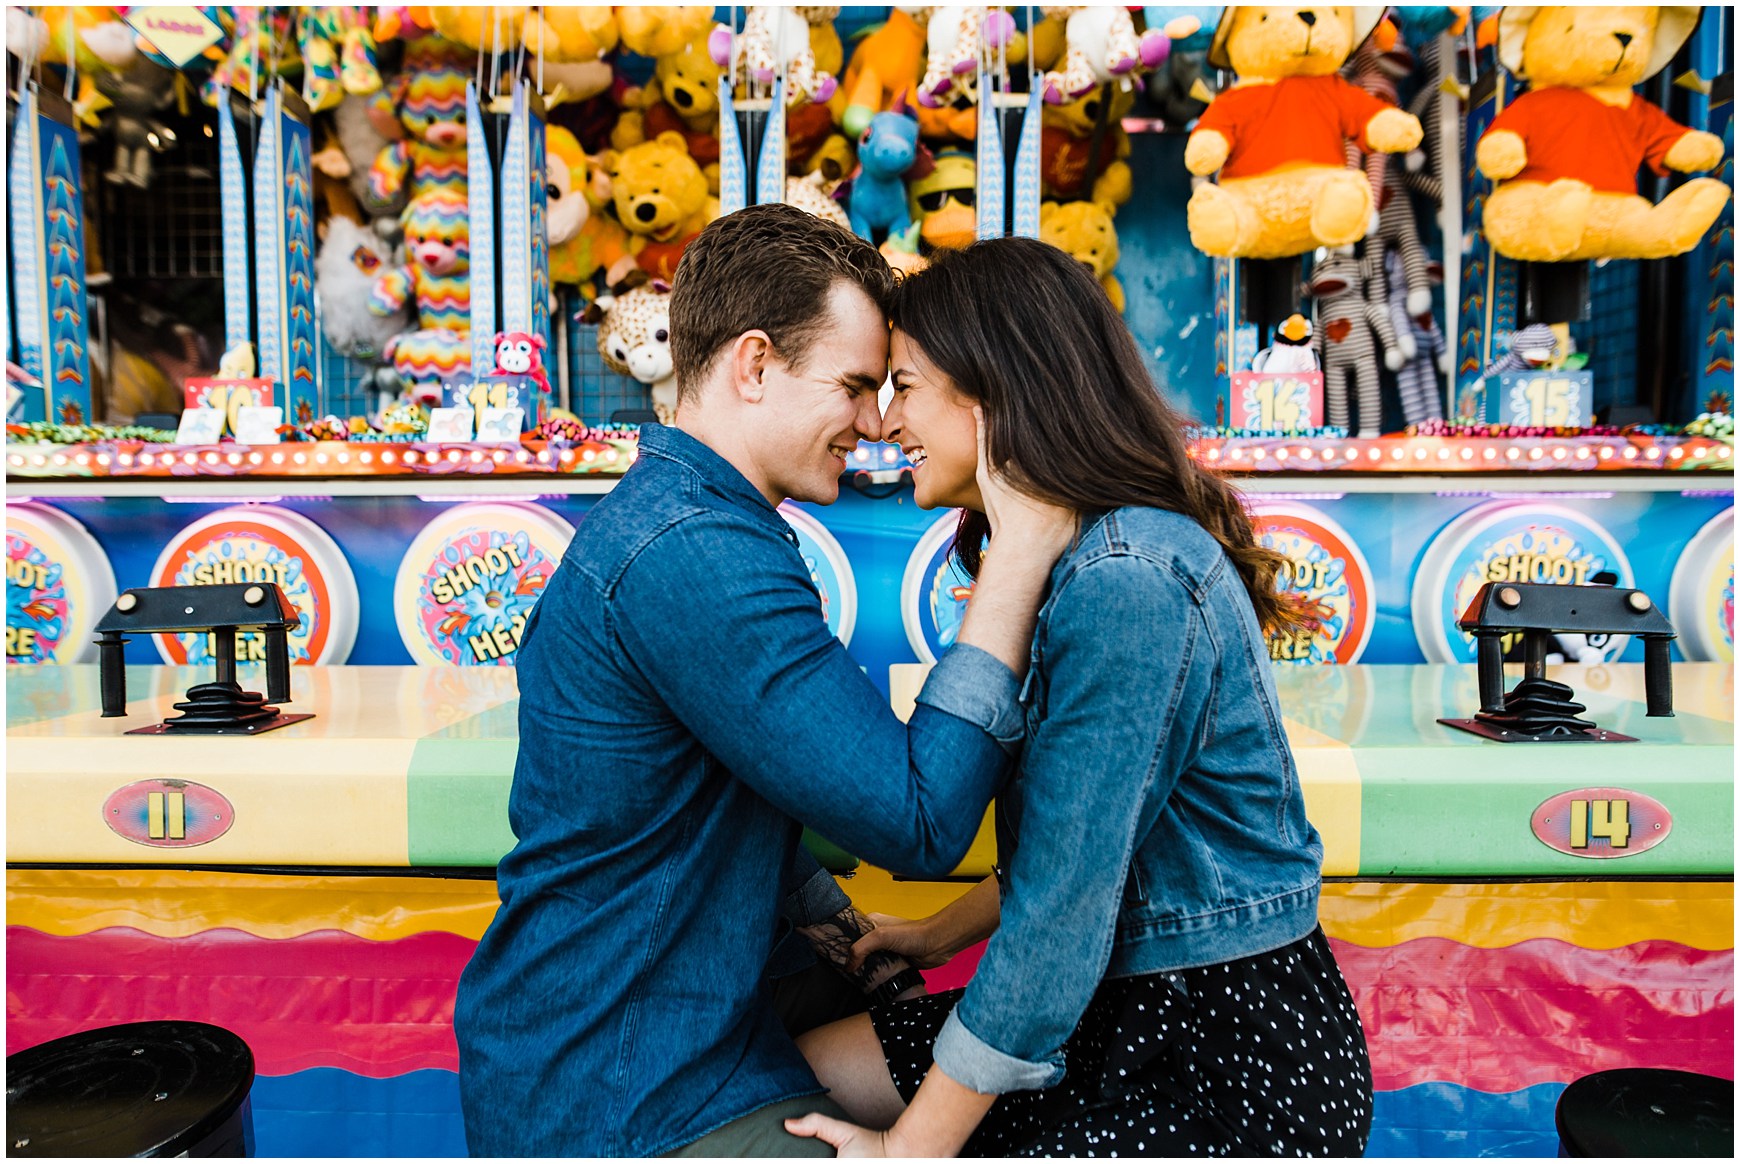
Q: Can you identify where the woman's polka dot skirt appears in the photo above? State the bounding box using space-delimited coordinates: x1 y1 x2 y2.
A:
870 926 1372 1157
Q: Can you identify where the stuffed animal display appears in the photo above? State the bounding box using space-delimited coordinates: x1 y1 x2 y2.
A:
1185 6 1423 258
1477 5 1729 261
586 281 678 423
1310 247 1405 437
1252 314 1319 373
600 132 719 281
547 126 635 296
493 331 551 395
366 35 473 210
713 6 841 105
1039 200 1124 312
848 105 929 244
369 188 473 397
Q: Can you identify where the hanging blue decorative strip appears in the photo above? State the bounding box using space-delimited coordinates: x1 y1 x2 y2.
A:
217 95 251 350
718 76 747 216
1010 84 1042 239
9 92 46 398
756 78 786 206
252 85 284 388
527 89 551 367
21 90 94 424
976 66 1005 240
280 94 318 422
500 82 531 334
467 81 497 377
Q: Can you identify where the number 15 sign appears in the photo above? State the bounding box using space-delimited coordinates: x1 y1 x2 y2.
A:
1497 371 1592 428
1231 372 1324 433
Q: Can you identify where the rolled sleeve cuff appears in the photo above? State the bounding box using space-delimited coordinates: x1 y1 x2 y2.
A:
932 1009 1065 1096
781 863 851 928
916 644 1025 754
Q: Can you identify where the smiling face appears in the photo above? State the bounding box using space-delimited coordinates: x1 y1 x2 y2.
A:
886 330 982 512
746 282 889 506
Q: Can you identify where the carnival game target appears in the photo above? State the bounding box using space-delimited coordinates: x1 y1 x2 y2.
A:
394 502 575 666
6 503 116 664
778 503 857 646
1669 509 1734 662
901 512 973 665
1413 502 1634 664
1250 503 1375 664
150 506 358 665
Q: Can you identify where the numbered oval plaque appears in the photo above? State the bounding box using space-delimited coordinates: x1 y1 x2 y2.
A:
1531 787 1671 859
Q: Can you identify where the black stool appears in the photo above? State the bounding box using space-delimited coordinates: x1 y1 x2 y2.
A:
1556 1068 1733 1157
6 1020 255 1157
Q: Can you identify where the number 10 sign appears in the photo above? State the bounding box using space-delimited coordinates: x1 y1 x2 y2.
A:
1230 372 1324 433
1496 371 1591 428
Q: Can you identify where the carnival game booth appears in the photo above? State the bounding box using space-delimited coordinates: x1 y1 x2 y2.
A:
6 3 1735 1158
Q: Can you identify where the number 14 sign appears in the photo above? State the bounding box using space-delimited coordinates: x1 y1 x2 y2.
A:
1230 372 1324 433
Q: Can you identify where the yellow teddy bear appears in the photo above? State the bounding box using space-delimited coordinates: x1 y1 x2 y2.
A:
1477 6 1729 261
1039 200 1125 313
611 31 725 193
601 131 719 282
1184 6 1422 258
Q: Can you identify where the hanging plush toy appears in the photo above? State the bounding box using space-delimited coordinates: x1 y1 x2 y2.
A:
1185 6 1423 259
1477 6 1729 261
1310 248 1405 437
1484 322 1559 375
370 188 472 400
918 7 1017 107
1039 6 1169 104
584 281 678 423
94 56 178 187
492 331 550 395
366 36 473 211
835 6 928 137
1040 84 1135 206
611 28 725 193
1386 251 1446 425
1142 5 1219 125
1251 314 1319 373
712 6 840 106
1039 200 1124 312
601 132 718 281
847 104 929 244
298 6 381 112
908 150 979 251
617 6 714 58
547 126 635 296
315 213 406 408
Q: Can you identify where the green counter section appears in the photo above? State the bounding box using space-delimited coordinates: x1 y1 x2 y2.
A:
6 663 1732 876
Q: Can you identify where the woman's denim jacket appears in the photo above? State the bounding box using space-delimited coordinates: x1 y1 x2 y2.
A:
931 506 1325 1095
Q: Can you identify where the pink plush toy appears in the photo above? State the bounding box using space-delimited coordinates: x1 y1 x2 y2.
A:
492 330 551 395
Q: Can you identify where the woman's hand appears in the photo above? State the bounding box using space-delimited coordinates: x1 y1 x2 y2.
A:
974 406 1077 552
784 1112 891 1157
849 912 951 972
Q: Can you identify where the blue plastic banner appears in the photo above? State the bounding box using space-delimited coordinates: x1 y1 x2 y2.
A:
252 86 283 390
717 76 748 216
756 78 786 206
467 82 497 377
975 67 1005 241
8 87 92 424
1010 85 1042 239
217 95 251 350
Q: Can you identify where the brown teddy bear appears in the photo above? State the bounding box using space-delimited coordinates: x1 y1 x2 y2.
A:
1184 6 1423 258
1476 5 1729 261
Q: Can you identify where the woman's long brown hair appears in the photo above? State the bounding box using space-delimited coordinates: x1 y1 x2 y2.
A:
889 236 1312 638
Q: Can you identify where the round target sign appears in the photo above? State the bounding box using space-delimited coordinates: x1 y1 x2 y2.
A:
151 506 357 665
1412 501 1634 664
901 512 973 664
778 503 857 646
394 502 575 665
1669 509 1733 662
1250 502 1375 664
6 503 117 665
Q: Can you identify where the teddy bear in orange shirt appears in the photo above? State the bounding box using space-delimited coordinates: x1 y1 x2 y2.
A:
1476 5 1729 262
1184 6 1423 259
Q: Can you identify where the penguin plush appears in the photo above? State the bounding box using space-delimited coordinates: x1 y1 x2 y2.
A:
1252 313 1319 374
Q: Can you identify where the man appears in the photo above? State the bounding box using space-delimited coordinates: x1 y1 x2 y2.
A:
456 205 1069 1156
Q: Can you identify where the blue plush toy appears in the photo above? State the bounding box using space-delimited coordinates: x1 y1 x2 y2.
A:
847 105 925 244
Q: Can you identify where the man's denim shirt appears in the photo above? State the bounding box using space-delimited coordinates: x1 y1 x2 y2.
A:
932 506 1325 1096
454 424 1024 1157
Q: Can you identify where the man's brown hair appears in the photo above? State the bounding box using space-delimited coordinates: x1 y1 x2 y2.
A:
669 203 895 403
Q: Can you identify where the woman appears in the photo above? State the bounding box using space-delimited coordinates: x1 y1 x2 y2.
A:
784 237 1373 1158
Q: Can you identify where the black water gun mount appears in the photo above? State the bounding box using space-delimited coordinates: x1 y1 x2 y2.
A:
1439 581 1677 744
94 583 313 736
